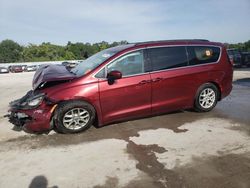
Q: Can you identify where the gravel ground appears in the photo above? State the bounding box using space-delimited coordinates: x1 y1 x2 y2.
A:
0 69 250 188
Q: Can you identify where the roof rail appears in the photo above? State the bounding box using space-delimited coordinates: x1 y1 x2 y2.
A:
134 39 209 46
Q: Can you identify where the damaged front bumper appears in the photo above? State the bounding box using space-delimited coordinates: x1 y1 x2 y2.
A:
7 90 56 133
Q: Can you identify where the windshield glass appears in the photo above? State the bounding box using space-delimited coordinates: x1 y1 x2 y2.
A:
71 50 116 76
70 44 135 77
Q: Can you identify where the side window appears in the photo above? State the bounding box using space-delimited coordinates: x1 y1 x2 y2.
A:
187 46 220 65
107 50 144 77
148 46 188 71
95 68 105 78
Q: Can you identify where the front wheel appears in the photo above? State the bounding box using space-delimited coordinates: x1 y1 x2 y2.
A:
194 83 219 112
54 100 95 134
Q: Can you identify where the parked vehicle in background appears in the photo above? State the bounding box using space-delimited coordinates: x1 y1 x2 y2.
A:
240 52 250 67
9 65 23 73
35 64 41 69
62 61 78 70
8 39 233 134
227 48 242 67
25 65 37 72
0 67 9 73
21 65 27 71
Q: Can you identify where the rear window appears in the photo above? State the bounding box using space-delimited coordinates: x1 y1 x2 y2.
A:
187 46 220 65
148 46 188 71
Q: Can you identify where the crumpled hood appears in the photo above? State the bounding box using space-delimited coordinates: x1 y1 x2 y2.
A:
32 64 76 90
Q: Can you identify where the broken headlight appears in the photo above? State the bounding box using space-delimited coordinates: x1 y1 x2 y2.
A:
21 93 45 108
27 96 44 107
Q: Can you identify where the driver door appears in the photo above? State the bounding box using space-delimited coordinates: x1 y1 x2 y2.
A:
98 50 151 124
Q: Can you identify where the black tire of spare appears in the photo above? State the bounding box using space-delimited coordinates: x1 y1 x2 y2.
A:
194 83 219 112
54 100 95 134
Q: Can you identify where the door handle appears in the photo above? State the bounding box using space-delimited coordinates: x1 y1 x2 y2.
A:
138 80 150 85
152 77 163 82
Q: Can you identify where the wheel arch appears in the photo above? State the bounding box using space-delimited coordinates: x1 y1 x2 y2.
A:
52 98 101 127
208 81 222 101
195 81 222 103
193 82 220 112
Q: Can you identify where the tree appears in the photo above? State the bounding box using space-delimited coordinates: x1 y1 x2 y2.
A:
64 51 76 60
227 40 250 52
245 40 250 51
66 42 85 59
2 39 249 63
0 39 23 63
98 41 109 51
22 43 66 62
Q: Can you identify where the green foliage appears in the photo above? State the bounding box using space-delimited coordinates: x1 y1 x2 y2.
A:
2 39 249 63
0 40 23 63
22 43 66 62
226 40 250 52
64 51 76 60
0 39 128 63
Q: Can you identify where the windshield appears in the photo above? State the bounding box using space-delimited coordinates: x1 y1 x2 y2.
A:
70 44 135 77
71 49 116 76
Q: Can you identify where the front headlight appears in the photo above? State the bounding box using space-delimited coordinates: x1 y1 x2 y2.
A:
27 96 44 107
10 91 46 109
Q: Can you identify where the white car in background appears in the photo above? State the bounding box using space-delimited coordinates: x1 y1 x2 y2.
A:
26 65 37 72
0 67 9 73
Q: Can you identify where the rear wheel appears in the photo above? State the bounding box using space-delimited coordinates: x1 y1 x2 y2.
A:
54 100 95 133
194 83 219 112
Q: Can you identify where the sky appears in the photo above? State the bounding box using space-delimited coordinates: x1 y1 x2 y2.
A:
0 0 250 45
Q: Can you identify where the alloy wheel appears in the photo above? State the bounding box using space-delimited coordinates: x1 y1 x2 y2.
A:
198 88 216 109
62 108 90 130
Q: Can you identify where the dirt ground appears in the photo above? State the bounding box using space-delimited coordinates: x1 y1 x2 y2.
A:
0 69 250 188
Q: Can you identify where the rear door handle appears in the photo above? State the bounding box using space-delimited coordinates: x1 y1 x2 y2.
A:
152 77 163 82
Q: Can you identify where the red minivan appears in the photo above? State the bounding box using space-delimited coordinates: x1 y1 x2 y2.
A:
8 40 233 133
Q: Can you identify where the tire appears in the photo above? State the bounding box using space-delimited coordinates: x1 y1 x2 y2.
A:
54 100 95 134
194 83 219 112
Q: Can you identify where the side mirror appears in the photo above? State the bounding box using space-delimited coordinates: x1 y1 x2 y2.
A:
107 70 122 85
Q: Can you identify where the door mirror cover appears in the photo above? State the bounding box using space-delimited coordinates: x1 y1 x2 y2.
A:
107 70 122 85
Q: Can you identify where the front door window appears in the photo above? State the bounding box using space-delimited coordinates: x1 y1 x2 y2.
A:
107 50 144 77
